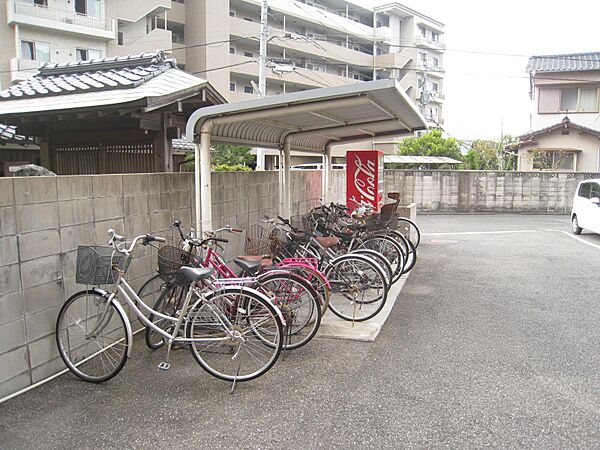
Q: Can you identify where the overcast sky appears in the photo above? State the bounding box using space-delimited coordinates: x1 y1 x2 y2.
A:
397 0 600 141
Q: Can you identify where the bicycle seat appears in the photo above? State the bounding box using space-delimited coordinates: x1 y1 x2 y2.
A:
237 255 273 269
315 236 340 248
233 258 262 274
179 266 214 282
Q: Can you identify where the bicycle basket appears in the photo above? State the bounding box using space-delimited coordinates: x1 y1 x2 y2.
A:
75 246 128 285
158 245 202 283
245 223 273 256
365 213 398 232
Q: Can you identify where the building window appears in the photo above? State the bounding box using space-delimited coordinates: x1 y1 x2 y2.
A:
117 32 123 45
31 0 48 6
430 56 439 69
539 88 599 113
172 0 184 3
20 40 50 62
431 82 439 92
229 47 236 55
419 26 426 37
531 151 575 171
418 52 427 66
75 0 101 17
431 31 439 42
244 85 253 94
76 48 102 61
243 51 254 58
230 82 236 92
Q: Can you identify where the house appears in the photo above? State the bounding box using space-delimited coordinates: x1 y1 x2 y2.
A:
527 52 600 131
0 52 224 175
516 117 600 172
519 52 600 172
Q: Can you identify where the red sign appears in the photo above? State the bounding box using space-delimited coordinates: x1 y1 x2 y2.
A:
346 150 384 212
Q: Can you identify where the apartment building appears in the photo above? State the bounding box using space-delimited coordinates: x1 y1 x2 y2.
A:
1 0 445 125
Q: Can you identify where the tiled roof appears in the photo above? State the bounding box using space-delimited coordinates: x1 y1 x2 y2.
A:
0 123 32 142
527 52 600 73
0 51 177 100
172 137 195 152
519 117 600 140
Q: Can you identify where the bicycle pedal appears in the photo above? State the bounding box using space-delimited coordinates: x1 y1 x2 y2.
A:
157 362 171 371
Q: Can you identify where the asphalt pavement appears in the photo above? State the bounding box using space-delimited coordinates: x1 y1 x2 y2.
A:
2 214 600 449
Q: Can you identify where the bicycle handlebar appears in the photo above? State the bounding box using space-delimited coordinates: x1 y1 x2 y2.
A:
108 229 165 255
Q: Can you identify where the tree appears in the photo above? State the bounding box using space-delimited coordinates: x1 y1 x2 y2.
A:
463 136 518 171
184 144 256 171
397 129 462 161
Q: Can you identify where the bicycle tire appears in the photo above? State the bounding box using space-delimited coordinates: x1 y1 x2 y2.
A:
325 254 388 322
185 286 283 382
145 283 186 350
256 272 322 350
375 230 417 274
396 218 421 248
279 264 331 317
361 235 405 284
56 290 129 383
350 249 393 287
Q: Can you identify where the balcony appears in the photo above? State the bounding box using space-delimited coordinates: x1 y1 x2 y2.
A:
228 54 357 89
7 0 115 40
9 57 42 83
118 28 172 58
415 35 445 50
229 17 373 67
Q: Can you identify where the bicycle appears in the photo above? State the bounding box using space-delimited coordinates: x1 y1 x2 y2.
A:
55 229 285 386
142 222 322 351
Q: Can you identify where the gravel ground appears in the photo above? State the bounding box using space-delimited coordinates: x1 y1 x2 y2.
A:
1 214 599 449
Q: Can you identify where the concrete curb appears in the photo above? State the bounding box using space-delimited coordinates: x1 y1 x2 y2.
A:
316 271 410 342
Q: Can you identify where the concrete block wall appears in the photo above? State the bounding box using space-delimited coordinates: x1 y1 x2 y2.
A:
0 169 329 399
384 170 598 213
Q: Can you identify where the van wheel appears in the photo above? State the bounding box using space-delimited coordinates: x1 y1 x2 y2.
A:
572 215 582 235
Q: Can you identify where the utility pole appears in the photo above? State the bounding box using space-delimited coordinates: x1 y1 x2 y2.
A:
256 0 269 170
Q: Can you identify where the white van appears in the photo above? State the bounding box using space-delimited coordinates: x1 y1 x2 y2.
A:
571 178 600 234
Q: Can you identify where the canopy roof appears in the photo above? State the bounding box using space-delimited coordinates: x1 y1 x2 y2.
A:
186 79 428 153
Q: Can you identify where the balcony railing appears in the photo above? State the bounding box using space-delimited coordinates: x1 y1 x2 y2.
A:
9 0 113 32
9 57 43 82
416 35 445 50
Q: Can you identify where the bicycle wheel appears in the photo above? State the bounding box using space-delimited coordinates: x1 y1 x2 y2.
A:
325 254 388 322
378 229 417 274
351 249 393 287
361 235 405 284
56 290 129 383
137 273 168 312
145 283 186 350
397 218 421 248
257 272 321 350
185 287 283 382
278 264 331 317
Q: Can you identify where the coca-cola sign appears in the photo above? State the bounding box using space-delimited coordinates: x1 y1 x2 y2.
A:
346 150 384 212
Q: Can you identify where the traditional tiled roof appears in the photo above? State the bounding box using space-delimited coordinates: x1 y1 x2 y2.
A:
0 51 176 100
0 123 32 142
519 117 600 140
171 137 195 152
527 52 600 73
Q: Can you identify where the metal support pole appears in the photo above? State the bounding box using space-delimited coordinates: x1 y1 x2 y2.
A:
195 130 213 233
322 145 332 203
282 140 291 218
256 0 269 171
278 148 284 215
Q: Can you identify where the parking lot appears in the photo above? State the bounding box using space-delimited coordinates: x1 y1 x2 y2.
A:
2 214 600 449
